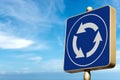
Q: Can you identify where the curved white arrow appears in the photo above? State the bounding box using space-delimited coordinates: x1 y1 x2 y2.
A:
87 31 102 57
72 36 84 58
77 23 98 34
72 22 102 58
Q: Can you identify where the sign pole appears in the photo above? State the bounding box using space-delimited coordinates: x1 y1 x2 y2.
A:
83 6 93 80
84 70 91 80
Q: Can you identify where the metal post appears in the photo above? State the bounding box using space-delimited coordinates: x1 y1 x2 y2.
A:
84 70 91 80
84 7 93 80
86 6 93 12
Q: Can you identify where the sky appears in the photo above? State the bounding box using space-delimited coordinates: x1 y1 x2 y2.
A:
0 0 120 78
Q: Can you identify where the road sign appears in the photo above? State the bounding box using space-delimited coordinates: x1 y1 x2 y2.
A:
64 5 116 73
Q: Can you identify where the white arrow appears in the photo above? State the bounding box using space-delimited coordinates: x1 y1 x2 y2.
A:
86 31 102 57
72 36 84 58
77 23 98 34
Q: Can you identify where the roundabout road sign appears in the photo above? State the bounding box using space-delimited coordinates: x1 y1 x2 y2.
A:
64 5 116 73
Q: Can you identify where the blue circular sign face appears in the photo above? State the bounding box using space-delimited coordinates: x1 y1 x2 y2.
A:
66 14 108 66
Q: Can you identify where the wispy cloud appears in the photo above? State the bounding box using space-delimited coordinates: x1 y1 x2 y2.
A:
28 56 42 63
57 36 64 47
0 59 63 73
0 0 66 73
110 0 120 30
102 50 120 72
117 50 120 59
111 0 120 11
117 40 120 45
0 0 65 50
25 42 50 51
108 64 120 72
0 71 6 75
14 67 31 74
111 50 120 72
13 54 43 63
0 0 65 31
0 33 33 49
0 0 41 24
40 59 63 72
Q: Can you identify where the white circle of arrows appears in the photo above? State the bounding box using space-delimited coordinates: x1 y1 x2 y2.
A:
72 22 102 58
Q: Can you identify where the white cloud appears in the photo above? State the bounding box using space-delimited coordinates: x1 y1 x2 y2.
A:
115 64 120 71
0 0 65 49
0 71 7 75
40 59 63 72
20 67 30 73
117 41 120 45
0 0 64 26
57 36 64 47
101 50 120 72
111 0 120 29
13 54 43 63
108 64 120 72
28 56 42 63
26 43 50 51
116 39 120 51
0 59 63 73
0 34 33 49
0 0 40 24
13 67 31 74
117 50 120 59
13 54 31 58
111 0 120 11
0 0 65 73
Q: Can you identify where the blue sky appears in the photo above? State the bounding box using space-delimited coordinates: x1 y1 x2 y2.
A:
0 0 120 77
